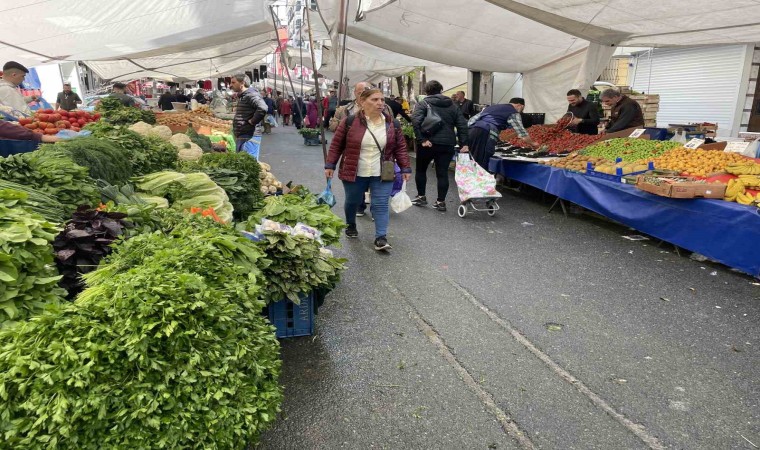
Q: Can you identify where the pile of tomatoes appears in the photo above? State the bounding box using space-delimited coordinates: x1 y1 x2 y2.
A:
18 109 100 135
499 124 600 154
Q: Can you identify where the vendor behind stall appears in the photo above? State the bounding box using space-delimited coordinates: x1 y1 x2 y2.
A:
566 89 599 135
468 98 536 170
600 89 644 133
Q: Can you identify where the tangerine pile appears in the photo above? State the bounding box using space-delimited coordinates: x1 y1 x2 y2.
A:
652 148 751 177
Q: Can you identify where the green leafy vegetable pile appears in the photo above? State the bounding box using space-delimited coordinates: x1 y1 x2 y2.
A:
181 152 262 221
0 213 282 448
186 126 213 153
133 170 234 222
96 96 156 125
0 180 65 222
39 136 132 184
0 149 100 215
0 190 65 326
242 191 346 246
84 122 178 176
253 231 346 304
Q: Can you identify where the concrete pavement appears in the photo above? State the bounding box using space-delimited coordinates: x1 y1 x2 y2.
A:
257 125 760 450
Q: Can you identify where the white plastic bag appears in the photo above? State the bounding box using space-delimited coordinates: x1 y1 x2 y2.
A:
455 153 502 202
390 181 412 213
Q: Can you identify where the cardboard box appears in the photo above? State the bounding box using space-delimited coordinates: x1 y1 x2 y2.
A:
635 176 726 199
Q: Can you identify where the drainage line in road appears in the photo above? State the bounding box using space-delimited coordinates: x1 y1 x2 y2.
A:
444 277 666 450
384 282 537 450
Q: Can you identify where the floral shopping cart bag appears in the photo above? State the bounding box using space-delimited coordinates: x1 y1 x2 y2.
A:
455 153 502 202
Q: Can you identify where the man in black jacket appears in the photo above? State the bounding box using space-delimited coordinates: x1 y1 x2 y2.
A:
410 80 469 212
230 73 267 150
453 91 476 119
600 88 644 133
566 89 599 135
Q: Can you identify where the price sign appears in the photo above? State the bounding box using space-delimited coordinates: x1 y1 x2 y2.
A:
684 138 705 149
724 141 750 153
629 129 646 138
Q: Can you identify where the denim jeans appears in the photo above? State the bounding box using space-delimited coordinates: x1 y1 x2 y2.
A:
342 176 393 238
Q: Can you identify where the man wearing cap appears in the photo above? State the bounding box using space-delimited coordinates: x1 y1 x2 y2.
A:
55 82 82 111
109 82 137 107
0 61 37 115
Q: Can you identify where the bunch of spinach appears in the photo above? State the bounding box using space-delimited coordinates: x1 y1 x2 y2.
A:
254 231 346 304
0 149 100 215
242 192 346 246
0 190 66 326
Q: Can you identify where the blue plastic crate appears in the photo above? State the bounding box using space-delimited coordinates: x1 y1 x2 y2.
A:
267 292 315 338
644 128 668 141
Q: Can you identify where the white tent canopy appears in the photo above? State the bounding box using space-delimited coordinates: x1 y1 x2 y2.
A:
0 1 278 81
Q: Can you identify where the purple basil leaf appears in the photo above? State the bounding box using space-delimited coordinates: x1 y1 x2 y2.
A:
55 249 76 261
66 229 93 239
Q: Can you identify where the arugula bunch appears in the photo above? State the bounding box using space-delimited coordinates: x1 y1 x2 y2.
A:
0 190 66 326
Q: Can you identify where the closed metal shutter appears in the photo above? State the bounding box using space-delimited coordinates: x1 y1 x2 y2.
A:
631 45 748 136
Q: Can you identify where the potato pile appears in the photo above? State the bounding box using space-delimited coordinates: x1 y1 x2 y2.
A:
540 153 607 172
157 109 232 133
258 161 283 195
652 148 751 177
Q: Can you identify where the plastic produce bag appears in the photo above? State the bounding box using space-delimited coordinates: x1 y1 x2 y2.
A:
455 153 502 202
55 129 92 139
390 163 402 196
240 136 262 160
316 179 337 208
390 181 412 213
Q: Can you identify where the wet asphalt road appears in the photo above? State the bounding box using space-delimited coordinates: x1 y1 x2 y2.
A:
257 126 760 450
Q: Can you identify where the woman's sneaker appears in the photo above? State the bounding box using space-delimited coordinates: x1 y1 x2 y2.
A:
345 224 358 238
411 195 427 206
433 201 446 212
374 236 392 251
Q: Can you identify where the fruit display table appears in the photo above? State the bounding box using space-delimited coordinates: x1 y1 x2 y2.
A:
489 158 760 277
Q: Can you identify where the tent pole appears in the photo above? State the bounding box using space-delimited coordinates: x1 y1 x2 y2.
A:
337 0 350 101
300 7 304 97
304 1 328 162
269 5 303 121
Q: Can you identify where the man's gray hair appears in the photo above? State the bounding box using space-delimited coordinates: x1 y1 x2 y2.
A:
600 88 621 99
233 73 251 87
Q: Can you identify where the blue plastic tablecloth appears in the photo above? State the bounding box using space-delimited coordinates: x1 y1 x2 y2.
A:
489 158 760 277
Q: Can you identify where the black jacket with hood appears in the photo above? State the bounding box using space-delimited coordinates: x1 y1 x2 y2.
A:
233 86 268 138
411 94 468 147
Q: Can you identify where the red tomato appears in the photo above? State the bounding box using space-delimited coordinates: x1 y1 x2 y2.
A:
24 124 36 129
42 109 54 114
93 113 101 120
49 113 60 122
71 127 80 132
46 122 57 129
59 111 69 117
55 120 68 129
33 128 44 134
44 128 59 135
18 118 31 125
36 121 49 129
78 111 87 118
78 119 86 125
36 113 49 122
63 120 71 128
